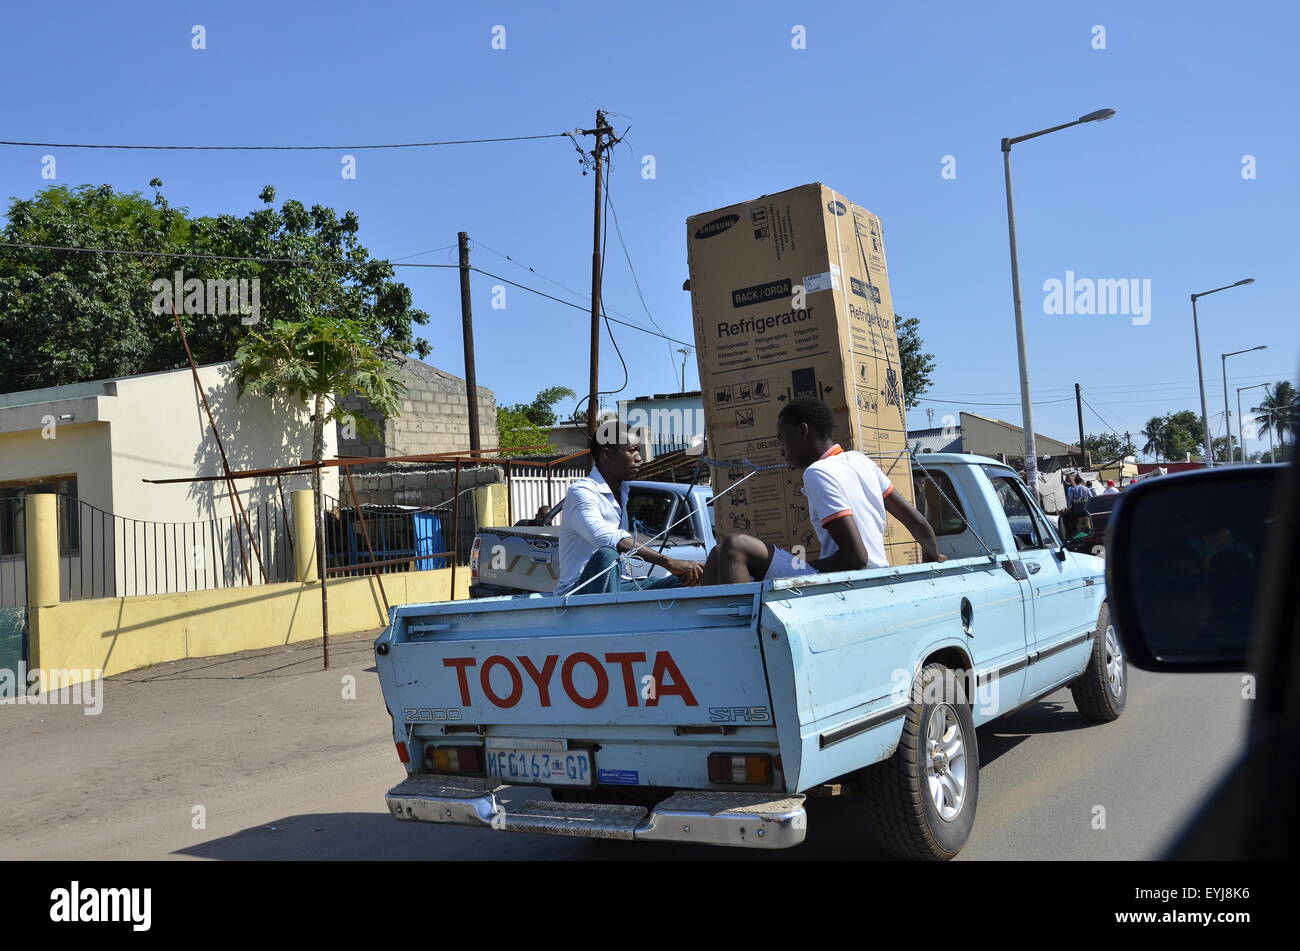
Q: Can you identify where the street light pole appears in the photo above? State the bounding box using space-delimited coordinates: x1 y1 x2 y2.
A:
1219 346 1268 462
1001 108 1115 496
1190 279 1255 465
1238 382 1270 462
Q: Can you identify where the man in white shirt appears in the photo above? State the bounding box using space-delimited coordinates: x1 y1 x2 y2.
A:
555 423 704 595
1102 480 1120 495
701 397 944 584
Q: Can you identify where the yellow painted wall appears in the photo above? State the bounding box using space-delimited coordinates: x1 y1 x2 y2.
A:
29 567 471 685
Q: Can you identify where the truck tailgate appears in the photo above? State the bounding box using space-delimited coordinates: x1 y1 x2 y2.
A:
381 588 772 728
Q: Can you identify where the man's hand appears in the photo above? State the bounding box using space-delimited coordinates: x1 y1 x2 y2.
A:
664 557 704 586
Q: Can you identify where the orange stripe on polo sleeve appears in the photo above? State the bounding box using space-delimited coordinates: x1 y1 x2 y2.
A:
882 483 895 498
821 509 853 526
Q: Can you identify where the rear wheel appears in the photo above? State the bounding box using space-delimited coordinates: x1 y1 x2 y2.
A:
1069 603 1126 722
857 663 979 861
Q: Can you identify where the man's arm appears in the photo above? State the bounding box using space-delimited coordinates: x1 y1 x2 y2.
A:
884 491 946 563
613 535 704 585
807 515 870 573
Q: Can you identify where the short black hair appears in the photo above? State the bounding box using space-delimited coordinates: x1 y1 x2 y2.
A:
589 420 636 459
778 397 834 439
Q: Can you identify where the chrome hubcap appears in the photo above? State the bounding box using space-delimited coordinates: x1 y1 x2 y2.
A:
925 703 967 821
1104 625 1124 696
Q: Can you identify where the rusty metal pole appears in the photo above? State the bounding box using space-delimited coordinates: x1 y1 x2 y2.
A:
170 305 265 583
458 232 481 453
450 460 461 601
344 465 389 615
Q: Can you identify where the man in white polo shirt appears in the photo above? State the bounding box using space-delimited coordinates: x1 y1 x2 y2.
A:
701 397 943 584
555 422 704 595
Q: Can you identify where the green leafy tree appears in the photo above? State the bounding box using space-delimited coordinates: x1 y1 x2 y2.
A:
895 314 936 410
1140 417 1167 462
236 313 405 656
1164 410 1205 462
1082 432 1134 464
512 386 577 427
496 407 553 454
1212 435 1244 463
495 386 578 453
0 181 430 393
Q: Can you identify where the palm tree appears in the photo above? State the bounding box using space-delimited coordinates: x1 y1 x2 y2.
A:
1251 381 1298 447
1140 416 1167 462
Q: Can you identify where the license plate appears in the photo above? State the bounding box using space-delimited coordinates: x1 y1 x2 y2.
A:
486 749 593 787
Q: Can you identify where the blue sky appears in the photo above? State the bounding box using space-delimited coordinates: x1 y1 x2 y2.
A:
3 1 1296 456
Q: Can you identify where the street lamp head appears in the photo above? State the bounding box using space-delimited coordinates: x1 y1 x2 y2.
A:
1078 108 1117 123
1234 278 1255 287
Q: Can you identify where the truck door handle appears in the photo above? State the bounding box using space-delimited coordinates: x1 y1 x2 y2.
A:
696 604 753 618
1026 562 1041 575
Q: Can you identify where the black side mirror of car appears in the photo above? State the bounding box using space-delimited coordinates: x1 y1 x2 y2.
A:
1104 465 1284 672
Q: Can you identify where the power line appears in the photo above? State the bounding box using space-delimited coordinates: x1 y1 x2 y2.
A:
459 269 695 348
923 396 1073 406
389 243 458 262
605 183 684 383
0 239 459 269
1079 395 1123 438
0 237 695 347
470 236 680 351
0 132 575 151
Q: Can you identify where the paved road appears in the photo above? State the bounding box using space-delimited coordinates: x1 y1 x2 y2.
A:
0 631 1250 861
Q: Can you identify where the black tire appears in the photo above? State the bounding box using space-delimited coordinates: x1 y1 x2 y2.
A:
857 663 979 861
1069 602 1127 723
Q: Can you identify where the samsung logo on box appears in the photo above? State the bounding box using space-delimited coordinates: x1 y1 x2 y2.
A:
827 200 847 216
850 277 882 303
694 214 739 239
732 278 792 308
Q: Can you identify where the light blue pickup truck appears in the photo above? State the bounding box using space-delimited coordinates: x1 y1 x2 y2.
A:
376 454 1124 860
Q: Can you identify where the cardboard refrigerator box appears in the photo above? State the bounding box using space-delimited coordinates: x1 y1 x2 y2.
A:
686 182 919 566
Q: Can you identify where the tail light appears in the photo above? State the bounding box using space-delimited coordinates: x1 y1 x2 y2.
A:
707 753 772 785
395 742 410 764
426 745 485 775
470 538 481 578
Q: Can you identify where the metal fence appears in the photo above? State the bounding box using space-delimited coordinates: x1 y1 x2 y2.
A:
56 496 296 601
507 468 587 526
0 497 27 609
322 493 475 578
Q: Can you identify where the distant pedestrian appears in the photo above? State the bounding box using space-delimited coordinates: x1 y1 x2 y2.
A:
1087 480 1104 497
1066 475 1090 509
1102 480 1120 495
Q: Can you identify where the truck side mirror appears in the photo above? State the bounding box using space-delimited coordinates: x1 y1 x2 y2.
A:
1105 465 1283 673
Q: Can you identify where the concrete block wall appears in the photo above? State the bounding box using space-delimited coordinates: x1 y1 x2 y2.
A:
338 357 497 460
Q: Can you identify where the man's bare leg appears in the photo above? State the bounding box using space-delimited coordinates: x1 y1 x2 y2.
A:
716 534 775 584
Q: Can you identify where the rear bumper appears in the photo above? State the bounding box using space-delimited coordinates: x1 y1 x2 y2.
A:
386 775 807 849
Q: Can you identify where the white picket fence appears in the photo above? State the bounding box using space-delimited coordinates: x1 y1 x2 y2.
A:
508 468 587 524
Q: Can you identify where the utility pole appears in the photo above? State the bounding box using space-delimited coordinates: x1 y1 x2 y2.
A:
1075 382 1088 468
582 110 619 442
457 232 481 452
